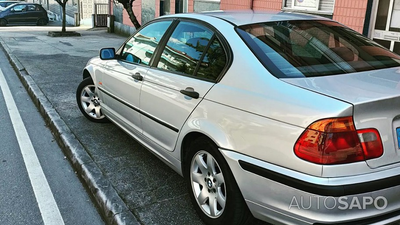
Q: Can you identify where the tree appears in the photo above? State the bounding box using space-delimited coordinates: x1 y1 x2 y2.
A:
55 0 68 32
114 0 141 29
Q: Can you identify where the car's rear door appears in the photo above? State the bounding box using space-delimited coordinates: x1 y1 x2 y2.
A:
139 20 229 151
97 20 173 135
26 4 41 23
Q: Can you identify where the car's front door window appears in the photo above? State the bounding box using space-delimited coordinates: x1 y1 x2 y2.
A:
120 20 172 65
12 5 26 12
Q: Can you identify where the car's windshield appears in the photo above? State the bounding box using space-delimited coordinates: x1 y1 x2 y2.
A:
3 3 19 10
236 20 400 78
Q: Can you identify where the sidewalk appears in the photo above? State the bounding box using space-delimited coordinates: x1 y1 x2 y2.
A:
0 26 204 225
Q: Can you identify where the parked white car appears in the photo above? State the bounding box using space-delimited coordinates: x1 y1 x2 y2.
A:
46 10 56 22
76 11 400 225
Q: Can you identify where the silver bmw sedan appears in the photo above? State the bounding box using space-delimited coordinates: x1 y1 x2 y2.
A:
77 10 400 225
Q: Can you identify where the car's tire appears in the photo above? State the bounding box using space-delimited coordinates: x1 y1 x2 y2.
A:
76 77 108 123
0 19 7 26
37 18 47 26
184 137 253 225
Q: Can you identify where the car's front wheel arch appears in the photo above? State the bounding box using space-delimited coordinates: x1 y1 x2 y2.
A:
83 69 91 80
0 18 7 26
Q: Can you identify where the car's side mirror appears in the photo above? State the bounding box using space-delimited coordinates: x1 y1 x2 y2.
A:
124 53 141 64
100 48 116 60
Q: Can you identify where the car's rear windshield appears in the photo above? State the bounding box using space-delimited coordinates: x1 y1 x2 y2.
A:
236 20 400 78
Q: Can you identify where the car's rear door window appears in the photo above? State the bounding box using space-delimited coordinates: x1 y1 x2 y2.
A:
196 38 226 80
237 20 400 78
27 5 37 11
120 20 172 65
156 21 214 76
155 21 227 81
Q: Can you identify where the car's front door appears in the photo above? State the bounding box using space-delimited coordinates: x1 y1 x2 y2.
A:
140 20 228 151
97 20 173 135
7 5 27 23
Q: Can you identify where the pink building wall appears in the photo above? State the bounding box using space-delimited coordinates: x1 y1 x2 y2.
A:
122 0 142 26
188 0 194 12
253 0 283 10
118 0 368 34
221 0 281 11
221 0 368 33
333 0 368 33
155 0 160 17
220 0 252 10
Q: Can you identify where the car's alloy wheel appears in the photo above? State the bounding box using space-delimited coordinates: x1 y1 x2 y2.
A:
191 150 226 218
37 18 47 26
76 77 108 123
0 19 7 26
185 137 253 225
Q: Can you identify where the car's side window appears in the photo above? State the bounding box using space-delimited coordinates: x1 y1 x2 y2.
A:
196 38 226 80
120 20 172 65
13 5 26 12
27 5 37 11
156 21 214 76
27 5 38 11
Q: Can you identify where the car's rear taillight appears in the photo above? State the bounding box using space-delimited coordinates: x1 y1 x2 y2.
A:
294 117 383 165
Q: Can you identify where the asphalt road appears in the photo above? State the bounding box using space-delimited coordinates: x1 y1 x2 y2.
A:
0 43 104 224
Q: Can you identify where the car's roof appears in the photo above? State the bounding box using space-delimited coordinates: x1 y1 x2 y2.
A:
163 10 330 26
12 2 39 4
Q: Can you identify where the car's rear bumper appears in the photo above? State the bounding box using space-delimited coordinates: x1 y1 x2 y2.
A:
220 149 400 225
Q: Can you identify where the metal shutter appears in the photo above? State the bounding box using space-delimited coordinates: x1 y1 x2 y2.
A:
320 0 335 12
284 0 334 13
286 0 292 7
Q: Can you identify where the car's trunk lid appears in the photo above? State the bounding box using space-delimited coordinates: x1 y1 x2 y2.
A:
283 67 400 168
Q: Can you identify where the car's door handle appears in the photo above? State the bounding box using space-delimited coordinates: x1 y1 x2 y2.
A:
131 72 143 81
180 87 199 99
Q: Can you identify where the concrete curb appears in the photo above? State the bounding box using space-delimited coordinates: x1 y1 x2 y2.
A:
0 38 140 225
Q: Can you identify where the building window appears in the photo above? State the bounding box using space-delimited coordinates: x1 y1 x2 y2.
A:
390 0 400 32
291 0 320 11
283 0 334 16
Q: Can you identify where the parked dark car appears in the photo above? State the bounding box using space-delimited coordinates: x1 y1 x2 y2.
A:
0 3 48 26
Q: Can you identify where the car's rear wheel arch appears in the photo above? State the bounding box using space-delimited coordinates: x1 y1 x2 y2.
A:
181 132 208 174
182 135 253 225
37 18 47 26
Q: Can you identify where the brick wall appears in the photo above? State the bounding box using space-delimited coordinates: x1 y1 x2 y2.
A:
221 0 252 10
221 0 282 10
333 0 368 33
155 0 160 17
253 0 282 10
170 0 175 14
115 0 370 35
188 0 193 12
